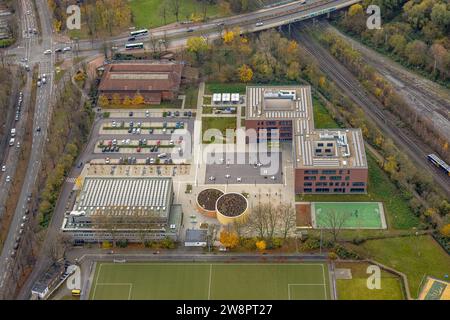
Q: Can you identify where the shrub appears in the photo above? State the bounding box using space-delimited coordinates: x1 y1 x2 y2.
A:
101 241 112 249
352 236 366 245
256 240 267 251
241 237 257 250
333 244 360 260
160 237 176 249
116 240 128 248
302 238 320 250
328 252 338 260
271 238 284 248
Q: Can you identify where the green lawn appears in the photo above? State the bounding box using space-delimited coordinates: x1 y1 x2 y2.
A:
130 0 223 29
90 263 331 300
336 262 405 300
202 117 237 143
312 96 341 129
355 235 450 298
313 202 385 229
182 86 199 109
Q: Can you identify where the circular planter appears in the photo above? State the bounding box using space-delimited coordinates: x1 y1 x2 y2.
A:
215 192 249 225
196 188 224 218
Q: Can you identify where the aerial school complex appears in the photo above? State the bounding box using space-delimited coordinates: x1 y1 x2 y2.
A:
61 81 383 300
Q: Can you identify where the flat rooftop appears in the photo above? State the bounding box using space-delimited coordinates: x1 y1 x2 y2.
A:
98 60 183 93
246 86 367 169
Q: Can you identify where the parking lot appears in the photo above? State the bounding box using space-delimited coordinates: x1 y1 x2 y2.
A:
89 116 195 164
204 152 283 185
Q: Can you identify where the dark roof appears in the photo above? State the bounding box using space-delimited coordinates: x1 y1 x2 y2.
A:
31 262 65 294
185 229 207 243
98 61 183 93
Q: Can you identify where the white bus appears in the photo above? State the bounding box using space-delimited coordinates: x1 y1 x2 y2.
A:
125 43 144 50
130 29 148 37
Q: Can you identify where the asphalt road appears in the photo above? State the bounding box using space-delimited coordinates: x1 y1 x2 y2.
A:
0 0 55 295
291 25 450 197
73 0 361 53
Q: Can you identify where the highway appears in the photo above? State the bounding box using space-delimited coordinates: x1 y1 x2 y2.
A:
291 24 450 197
73 0 362 53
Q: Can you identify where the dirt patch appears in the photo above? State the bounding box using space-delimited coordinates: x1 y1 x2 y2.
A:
296 203 312 228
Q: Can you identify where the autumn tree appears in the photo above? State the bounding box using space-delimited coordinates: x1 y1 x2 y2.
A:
132 93 145 105
222 30 235 44
219 230 239 249
187 36 209 64
123 95 132 106
440 224 450 238
112 93 121 106
255 240 266 251
98 94 109 108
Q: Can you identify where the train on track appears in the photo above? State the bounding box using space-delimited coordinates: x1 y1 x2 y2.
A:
427 154 450 176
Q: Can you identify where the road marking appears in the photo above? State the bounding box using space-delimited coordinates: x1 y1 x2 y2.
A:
208 264 212 300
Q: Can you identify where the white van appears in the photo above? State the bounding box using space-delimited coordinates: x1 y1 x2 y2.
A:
10 128 16 137
9 138 15 146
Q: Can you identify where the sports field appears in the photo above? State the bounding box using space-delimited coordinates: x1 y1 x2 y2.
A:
90 262 331 300
312 202 386 229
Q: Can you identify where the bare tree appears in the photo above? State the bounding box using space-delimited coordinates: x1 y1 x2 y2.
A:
278 203 296 240
247 202 268 239
45 233 71 262
321 209 351 243
159 4 168 25
171 0 181 22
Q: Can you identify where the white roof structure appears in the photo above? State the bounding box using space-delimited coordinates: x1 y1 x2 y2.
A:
231 93 240 102
73 177 173 218
212 93 222 103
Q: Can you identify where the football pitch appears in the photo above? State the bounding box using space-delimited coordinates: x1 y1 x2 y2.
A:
90 262 331 300
312 202 387 229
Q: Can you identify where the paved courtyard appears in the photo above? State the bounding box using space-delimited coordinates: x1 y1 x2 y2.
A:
204 152 283 185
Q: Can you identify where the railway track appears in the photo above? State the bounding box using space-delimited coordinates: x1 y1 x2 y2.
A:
290 25 450 197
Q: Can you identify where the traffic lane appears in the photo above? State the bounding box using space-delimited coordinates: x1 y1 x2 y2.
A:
0 57 52 276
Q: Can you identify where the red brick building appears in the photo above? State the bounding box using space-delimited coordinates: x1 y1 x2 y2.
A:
98 61 183 105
